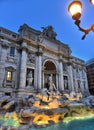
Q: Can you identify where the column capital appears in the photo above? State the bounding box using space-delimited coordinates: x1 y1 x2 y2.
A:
17 41 28 52
21 46 28 52
58 55 63 62
59 58 63 62
67 62 72 66
21 41 28 52
17 46 28 53
36 51 43 56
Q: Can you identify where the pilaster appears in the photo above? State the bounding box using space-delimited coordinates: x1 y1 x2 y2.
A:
79 70 84 92
0 43 8 87
74 69 78 92
84 69 89 90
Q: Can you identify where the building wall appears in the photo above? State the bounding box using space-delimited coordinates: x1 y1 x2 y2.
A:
86 59 94 95
0 24 89 97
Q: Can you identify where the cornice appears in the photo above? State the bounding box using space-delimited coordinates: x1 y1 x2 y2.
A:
72 61 85 67
18 36 66 57
0 33 19 43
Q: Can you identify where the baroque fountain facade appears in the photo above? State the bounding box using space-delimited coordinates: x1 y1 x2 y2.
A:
0 24 93 130
0 24 88 96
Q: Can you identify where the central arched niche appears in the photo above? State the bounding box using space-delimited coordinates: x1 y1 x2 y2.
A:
43 60 56 89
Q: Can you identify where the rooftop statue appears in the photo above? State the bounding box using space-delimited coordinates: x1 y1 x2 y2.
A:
41 25 57 40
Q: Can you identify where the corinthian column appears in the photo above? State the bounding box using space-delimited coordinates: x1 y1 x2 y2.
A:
36 48 43 90
68 64 74 91
58 57 64 91
19 42 28 88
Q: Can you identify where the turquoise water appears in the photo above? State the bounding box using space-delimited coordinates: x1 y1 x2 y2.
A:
0 118 20 127
0 118 94 130
29 118 94 130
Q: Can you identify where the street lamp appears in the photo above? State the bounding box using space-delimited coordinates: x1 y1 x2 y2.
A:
68 0 94 40
90 0 94 5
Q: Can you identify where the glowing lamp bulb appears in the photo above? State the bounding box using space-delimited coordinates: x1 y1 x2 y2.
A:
68 0 82 20
90 0 94 5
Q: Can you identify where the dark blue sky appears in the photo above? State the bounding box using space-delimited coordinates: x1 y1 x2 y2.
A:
0 0 94 61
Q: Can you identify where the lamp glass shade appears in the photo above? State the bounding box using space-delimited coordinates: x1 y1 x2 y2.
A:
90 0 94 5
68 1 82 20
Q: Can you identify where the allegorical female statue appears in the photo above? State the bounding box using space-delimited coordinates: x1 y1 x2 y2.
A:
48 74 56 91
26 71 33 87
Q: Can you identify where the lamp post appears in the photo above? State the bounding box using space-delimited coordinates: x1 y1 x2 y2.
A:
68 0 94 40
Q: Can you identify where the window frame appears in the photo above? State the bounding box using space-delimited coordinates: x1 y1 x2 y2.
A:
10 46 15 57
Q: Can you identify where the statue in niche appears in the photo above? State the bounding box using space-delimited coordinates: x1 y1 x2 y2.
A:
41 25 57 40
64 78 68 90
26 71 33 87
48 74 57 91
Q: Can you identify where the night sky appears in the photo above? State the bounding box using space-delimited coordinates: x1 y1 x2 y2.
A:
0 0 94 61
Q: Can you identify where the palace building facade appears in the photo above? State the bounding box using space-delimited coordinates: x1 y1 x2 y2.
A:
86 58 94 95
0 24 88 97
